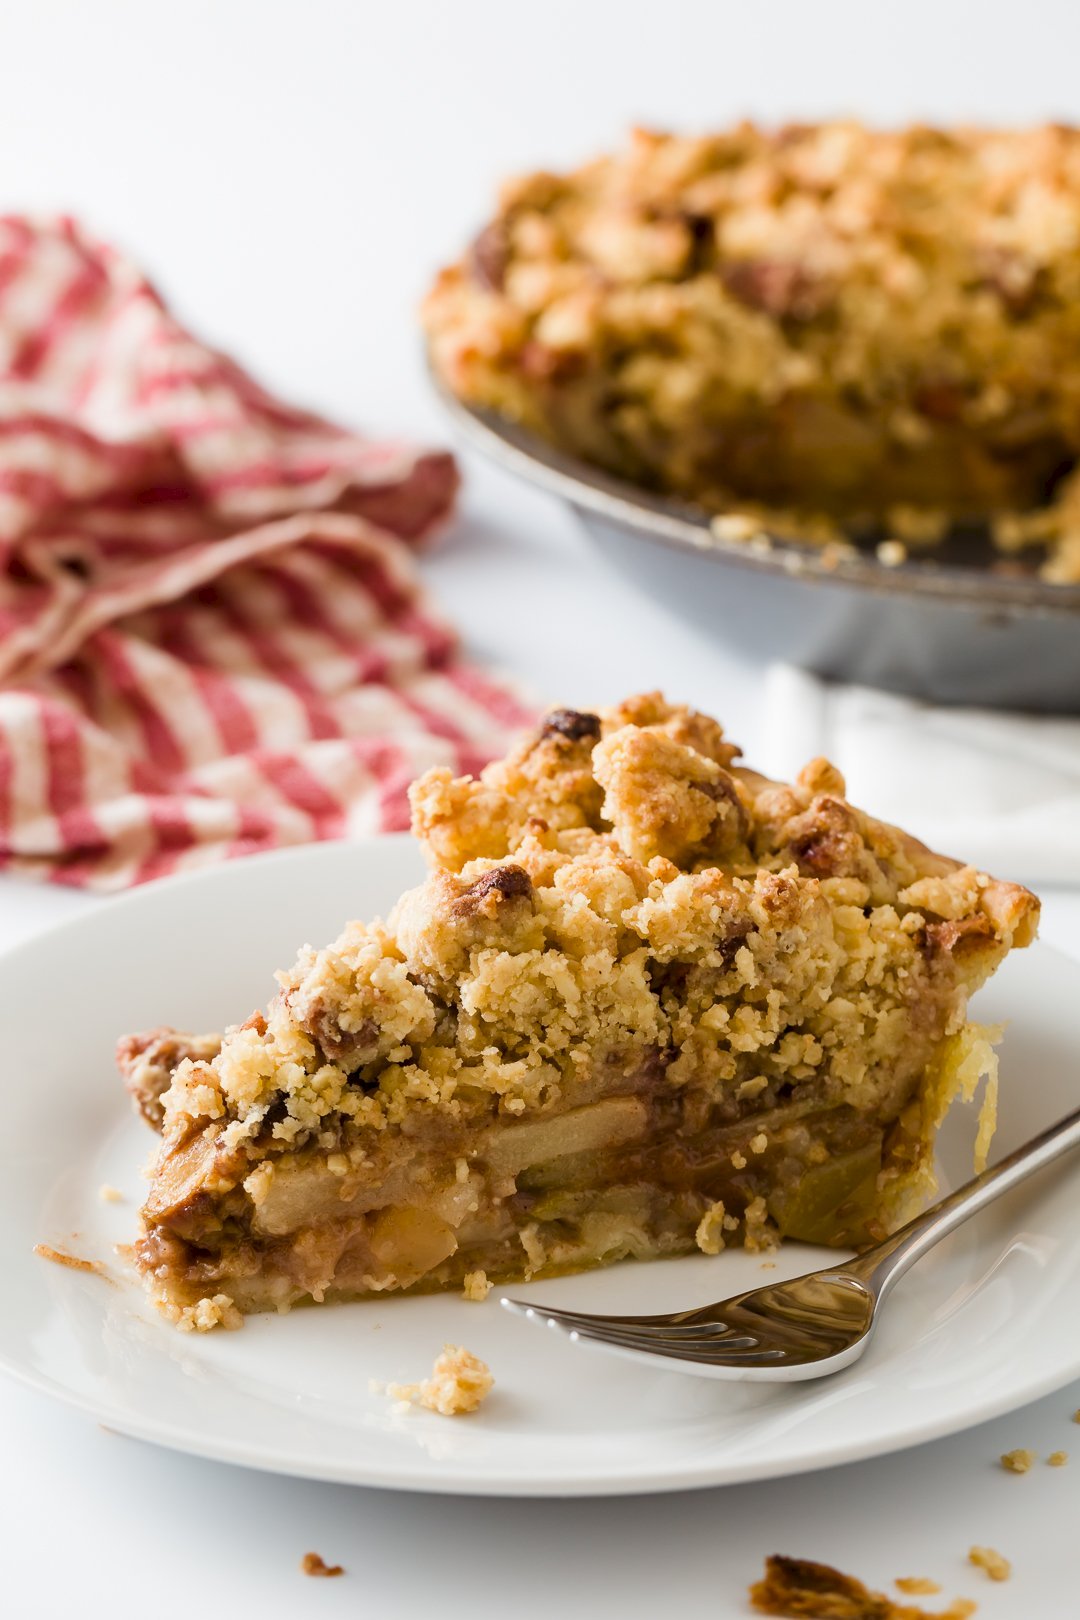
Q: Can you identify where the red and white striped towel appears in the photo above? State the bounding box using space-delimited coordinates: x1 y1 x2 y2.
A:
0 216 533 889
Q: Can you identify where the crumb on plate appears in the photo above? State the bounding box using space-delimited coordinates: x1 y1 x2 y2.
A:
969 1546 1011 1582
1048 1450 1068 1466
1000 1448 1035 1474
165 1293 242 1333
300 1552 344 1578
98 1184 124 1204
462 1269 493 1301
384 1344 493 1416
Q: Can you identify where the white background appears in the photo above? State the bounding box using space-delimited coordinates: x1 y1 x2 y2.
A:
2 3 1079 1614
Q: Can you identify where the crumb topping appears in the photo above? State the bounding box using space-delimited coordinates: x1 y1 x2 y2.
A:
426 122 1080 582
117 1027 222 1130
155 694 1034 1154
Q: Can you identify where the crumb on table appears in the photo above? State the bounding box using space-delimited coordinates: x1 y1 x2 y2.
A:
969 1545 1011 1582
1048 1450 1069 1467
895 1577 942 1595
385 1344 493 1416
750 1555 975 1618
1000 1447 1036 1474
300 1552 344 1578
462 1269 493 1302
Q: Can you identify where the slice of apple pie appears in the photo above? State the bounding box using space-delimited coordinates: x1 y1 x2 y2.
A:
125 694 1038 1327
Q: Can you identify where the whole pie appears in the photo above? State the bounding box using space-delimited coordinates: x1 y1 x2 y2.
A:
122 694 1038 1328
424 122 1080 582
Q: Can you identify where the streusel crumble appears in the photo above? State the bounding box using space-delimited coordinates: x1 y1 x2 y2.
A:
425 123 1080 581
123 694 1037 1325
384 1345 494 1416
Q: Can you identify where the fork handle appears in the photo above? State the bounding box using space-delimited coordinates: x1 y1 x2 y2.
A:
839 1101 1080 1299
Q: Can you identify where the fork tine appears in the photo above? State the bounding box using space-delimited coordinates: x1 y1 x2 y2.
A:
501 1298 715 1336
501 1297 705 1330
508 1301 768 1355
555 1320 791 1367
533 1308 760 1352
552 1319 766 1357
501 1296 757 1347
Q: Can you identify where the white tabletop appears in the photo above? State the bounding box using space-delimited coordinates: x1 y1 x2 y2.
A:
4 4 1080 1614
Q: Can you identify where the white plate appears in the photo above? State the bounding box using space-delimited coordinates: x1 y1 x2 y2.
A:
1 838 1078 1497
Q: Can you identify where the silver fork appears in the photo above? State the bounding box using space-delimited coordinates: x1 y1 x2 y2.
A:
501 1103 1080 1380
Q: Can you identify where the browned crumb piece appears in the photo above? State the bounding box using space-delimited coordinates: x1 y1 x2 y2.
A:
1048 1450 1069 1466
968 1546 1011 1583
300 1553 344 1578
895 1580 941 1597
1000 1447 1035 1473
1073 1409 1080 1423
34 1244 105 1276
386 1344 493 1416
750 1556 975 1619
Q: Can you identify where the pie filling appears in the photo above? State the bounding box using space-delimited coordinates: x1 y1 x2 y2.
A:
423 122 1080 582
122 694 1038 1325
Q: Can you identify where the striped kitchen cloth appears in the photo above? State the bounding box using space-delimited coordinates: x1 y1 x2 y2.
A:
0 216 533 889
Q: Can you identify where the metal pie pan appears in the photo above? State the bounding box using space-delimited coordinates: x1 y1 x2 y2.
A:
432 372 1080 712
